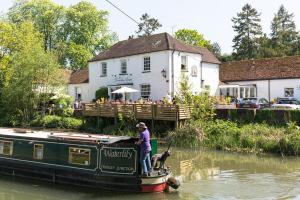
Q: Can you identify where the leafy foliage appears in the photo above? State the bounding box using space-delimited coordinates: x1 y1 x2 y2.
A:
170 119 300 155
0 21 64 126
176 74 216 121
7 0 118 69
175 29 212 48
8 0 64 52
95 87 109 100
136 13 162 37
31 115 82 129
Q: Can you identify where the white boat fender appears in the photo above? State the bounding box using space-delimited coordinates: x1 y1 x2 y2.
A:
167 177 180 189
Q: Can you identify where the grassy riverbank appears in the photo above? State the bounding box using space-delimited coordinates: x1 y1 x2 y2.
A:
1 114 299 156
167 120 300 156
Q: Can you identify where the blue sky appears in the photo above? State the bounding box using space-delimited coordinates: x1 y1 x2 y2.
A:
1 0 300 53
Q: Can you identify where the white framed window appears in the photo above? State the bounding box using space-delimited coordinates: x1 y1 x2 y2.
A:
0 140 13 156
33 144 44 160
120 60 127 74
75 87 82 100
101 62 107 76
69 147 91 166
181 56 187 71
143 57 151 71
140 84 151 99
284 88 294 97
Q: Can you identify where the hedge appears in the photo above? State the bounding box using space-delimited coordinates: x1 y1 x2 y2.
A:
216 109 300 126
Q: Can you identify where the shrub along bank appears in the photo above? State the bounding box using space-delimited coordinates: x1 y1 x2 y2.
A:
167 120 300 156
31 115 83 129
216 108 300 126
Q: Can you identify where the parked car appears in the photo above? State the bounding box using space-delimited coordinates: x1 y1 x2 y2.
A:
236 97 270 109
271 98 300 109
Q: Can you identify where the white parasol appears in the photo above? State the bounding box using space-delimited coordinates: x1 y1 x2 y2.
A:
111 86 138 100
111 86 138 94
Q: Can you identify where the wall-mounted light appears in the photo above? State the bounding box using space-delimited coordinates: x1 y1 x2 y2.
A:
161 68 166 78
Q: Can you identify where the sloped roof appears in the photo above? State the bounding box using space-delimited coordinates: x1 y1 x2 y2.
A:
220 56 300 82
90 32 220 64
68 69 89 84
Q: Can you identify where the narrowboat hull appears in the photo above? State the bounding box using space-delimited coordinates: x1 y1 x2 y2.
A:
0 128 174 193
0 158 170 192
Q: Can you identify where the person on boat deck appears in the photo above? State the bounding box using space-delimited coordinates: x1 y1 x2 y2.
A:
135 122 152 176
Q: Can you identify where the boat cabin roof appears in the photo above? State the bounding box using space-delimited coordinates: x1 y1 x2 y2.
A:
0 128 133 144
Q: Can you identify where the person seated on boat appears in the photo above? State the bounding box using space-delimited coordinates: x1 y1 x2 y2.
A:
135 122 152 176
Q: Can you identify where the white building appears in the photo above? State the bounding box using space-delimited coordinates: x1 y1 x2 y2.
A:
68 33 220 102
220 55 300 101
67 70 90 102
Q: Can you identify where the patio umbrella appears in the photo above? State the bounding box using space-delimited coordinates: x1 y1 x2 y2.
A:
111 86 138 94
111 86 138 100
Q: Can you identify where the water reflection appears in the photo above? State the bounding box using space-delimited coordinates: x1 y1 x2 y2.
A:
0 148 299 200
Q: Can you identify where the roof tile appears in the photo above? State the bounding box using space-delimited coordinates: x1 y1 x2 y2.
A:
220 56 300 82
90 32 220 64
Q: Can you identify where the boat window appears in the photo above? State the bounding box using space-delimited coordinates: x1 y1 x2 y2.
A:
0 140 13 156
33 144 44 160
69 147 90 166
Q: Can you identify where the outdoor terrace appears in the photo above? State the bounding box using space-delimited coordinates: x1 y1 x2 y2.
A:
82 103 191 127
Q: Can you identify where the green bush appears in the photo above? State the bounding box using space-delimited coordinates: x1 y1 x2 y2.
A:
167 121 205 148
53 95 74 117
95 87 109 100
31 115 82 129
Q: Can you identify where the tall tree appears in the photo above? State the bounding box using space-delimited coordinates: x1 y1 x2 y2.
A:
175 29 221 57
175 29 212 48
136 13 162 37
8 0 64 52
61 1 117 69
0 21 64 125
257 34 276 58
7 0 117 69
232 4 262 60
270 5 298 56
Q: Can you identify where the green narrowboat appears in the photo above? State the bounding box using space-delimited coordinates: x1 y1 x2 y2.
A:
0 128 178 193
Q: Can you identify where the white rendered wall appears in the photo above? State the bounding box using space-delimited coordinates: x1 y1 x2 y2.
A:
67 83 90 102
86 50 220 102
228 79 300 101
88 51 170 101
172 51 202 96
202 63 219 96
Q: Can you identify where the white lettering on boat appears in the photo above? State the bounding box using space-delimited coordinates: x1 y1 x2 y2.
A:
103 149 133 159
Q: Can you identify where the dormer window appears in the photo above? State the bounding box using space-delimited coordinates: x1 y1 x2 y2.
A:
143 57 151 71
120 60 127 74
181 56 187 71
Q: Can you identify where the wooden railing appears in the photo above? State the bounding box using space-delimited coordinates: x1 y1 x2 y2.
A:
82 103 191 121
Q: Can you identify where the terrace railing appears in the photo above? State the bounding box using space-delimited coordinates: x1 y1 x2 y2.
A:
82 103 191 122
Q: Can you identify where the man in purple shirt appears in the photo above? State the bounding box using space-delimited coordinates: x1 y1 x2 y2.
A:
135 122 152 176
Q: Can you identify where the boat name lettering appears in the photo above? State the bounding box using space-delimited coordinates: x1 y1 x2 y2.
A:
103 149 133 159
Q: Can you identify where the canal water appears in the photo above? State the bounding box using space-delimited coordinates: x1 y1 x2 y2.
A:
0 148 299 200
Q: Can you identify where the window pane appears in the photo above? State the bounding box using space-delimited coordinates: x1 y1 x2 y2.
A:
0 141 13 155
34 144 44 160
101 63 107 76
69 147 90 166
140 84 151 99
181 56 187 71
284 88 294 97
121 60 127 74
144 57 150 71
